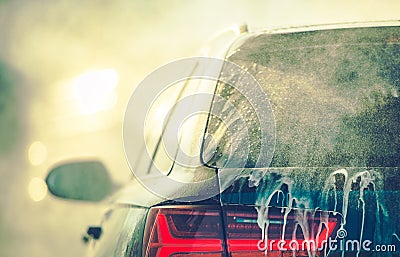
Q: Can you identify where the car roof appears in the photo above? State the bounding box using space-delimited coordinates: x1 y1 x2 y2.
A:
251 19 400 35
225 19 400 58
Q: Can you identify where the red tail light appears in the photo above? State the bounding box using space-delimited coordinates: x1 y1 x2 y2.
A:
143 206 341 257
143 206 225 257
224 206 341 257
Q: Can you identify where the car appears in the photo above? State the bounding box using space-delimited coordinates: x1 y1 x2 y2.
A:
46 21 400 257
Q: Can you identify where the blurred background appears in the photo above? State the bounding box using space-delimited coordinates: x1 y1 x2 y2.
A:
0 0 399 256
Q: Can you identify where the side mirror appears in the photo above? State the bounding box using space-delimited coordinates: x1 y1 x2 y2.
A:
46 160 115 202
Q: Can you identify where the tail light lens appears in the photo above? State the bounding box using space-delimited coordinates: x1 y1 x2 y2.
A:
143 206 341 257
143 206 225 257
224 206 341 257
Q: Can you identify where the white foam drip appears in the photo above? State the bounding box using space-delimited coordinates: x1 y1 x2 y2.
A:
252 168 392 257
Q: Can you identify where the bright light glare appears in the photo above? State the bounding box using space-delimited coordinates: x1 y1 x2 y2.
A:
72 69 119 115
28 177 47 202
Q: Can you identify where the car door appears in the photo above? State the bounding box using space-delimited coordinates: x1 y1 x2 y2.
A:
86 205 148 257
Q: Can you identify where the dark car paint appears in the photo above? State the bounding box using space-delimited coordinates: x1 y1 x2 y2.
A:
88 23 400 257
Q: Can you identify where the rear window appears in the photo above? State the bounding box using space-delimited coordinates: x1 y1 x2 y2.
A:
213 26 400 256
203 26 400 168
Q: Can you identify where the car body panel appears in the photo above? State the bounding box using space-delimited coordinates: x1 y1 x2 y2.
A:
84 22 400 256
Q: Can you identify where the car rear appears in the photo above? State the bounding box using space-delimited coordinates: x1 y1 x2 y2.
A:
141 23 400 257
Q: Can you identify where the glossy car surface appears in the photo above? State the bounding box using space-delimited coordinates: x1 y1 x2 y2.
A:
47 21 400 257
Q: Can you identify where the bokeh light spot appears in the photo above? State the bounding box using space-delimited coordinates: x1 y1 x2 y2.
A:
72 68 119 115
28 177 47 202
28 141 48 166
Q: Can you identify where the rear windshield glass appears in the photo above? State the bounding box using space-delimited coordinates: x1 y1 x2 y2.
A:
203 26 400 168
